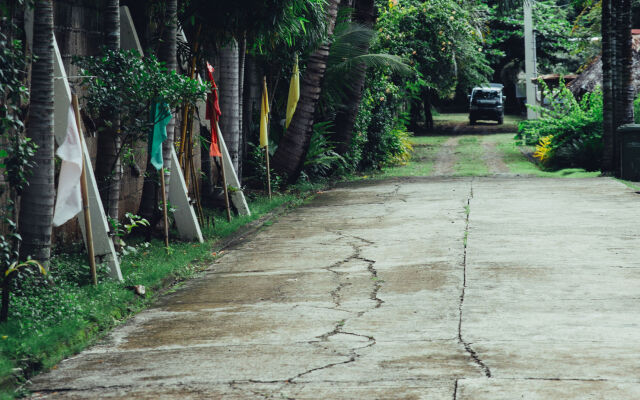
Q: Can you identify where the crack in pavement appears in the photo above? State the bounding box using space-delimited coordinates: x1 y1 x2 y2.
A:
458 178 492 378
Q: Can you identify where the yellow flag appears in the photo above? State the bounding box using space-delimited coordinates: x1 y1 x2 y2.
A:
260 78 269 148
285 55 300 129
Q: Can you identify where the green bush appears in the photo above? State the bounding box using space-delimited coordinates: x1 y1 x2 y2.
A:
350 73 413 171
302 122 345 179
517 81 603 171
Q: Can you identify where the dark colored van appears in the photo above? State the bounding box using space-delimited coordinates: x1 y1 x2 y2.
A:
468 85 505 125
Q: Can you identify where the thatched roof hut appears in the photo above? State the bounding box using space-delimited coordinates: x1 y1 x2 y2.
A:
568 32 640 98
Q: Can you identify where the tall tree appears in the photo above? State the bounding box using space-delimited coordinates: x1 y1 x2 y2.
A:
272 0 341 182
159 0 178 199
95 0 121 219
139 0 178 223
601 0 615 174
614 0 634 175
19 0 55 264
218 39 241 174
332 0 375 155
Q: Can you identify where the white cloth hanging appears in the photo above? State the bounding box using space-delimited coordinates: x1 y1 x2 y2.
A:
52 104 83 227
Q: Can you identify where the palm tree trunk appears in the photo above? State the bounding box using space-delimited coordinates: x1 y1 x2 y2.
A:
95 0 121 219
219 39 241 174
601 0 615 173
19 0 55 265
139 0 177 224
243 54 261 167
613 0 634 175
332 0 375 156
422 89 433 131
160 0 177 198
272 0 341 182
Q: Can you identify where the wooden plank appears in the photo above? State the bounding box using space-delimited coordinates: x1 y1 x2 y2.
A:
53 36 123 281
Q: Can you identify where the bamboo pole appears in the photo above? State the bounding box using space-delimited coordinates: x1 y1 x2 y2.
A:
265 145 272 199
263 76 272 199
159 168 170 249
178 25 202 168
72 94 97 286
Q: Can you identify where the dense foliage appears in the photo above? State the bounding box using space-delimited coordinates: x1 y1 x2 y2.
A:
74 49 208 142
518 82 603 170
485 0 578 76
377 0 491 97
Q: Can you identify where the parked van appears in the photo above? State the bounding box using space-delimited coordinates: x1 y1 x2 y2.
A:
468 84 505 125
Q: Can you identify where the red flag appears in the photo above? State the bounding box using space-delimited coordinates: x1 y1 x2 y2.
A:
206 62 222 157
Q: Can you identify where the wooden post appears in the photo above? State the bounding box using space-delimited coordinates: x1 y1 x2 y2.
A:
216 122 233 222
263 76 272 199
72 95 97 286
159 169 170 248
265 145 272 199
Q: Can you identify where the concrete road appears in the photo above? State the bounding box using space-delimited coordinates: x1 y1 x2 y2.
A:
30 177 640 399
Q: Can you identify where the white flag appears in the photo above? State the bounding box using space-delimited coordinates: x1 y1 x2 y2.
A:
53 104 83 227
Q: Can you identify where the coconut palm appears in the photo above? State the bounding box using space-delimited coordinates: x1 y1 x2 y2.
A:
601 0 614 173
159 0 178 196
614 0 633 174
139 0 178 223
271 0 341 182
601 0 633 175
332 0 375 156
95 0 121 220
218 39 241 174
19 0 55 264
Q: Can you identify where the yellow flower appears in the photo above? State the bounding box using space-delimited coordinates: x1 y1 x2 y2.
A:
533 135 554 163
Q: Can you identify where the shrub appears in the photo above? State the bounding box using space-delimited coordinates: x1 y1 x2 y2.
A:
518 81 602 171
302 122 345 179
350 72 413 171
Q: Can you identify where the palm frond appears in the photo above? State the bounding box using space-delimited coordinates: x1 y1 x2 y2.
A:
329 53 412 76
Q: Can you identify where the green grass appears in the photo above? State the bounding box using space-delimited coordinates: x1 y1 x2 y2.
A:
616 179 640 191
495 134 600 178
0 193 306 398
454 136 489 176
373 135 448 178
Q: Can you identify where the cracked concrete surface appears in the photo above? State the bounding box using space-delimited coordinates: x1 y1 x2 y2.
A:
29 176 640 399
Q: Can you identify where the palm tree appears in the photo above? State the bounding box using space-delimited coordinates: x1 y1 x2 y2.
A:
613 1 633 175
95 0 121 220
272 0 341 182
139 0 178 223
218 39 241 174
19 0 55 265
601 0 614 173
159 0 178 197
332 0 375 156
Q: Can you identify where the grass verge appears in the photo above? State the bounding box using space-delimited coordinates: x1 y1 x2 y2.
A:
454 136 489 176
493 134 600 178
372 135 448 178
0 192 310 398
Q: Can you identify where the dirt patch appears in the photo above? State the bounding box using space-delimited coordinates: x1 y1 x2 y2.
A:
481 140 509 174
432 136 460 176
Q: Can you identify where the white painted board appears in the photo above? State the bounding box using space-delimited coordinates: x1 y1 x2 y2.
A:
168 149 204 242
53 37 123 281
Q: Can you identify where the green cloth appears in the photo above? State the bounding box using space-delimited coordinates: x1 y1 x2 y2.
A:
149 102 172 170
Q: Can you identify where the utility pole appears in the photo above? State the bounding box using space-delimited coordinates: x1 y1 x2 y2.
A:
524 0 538 119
